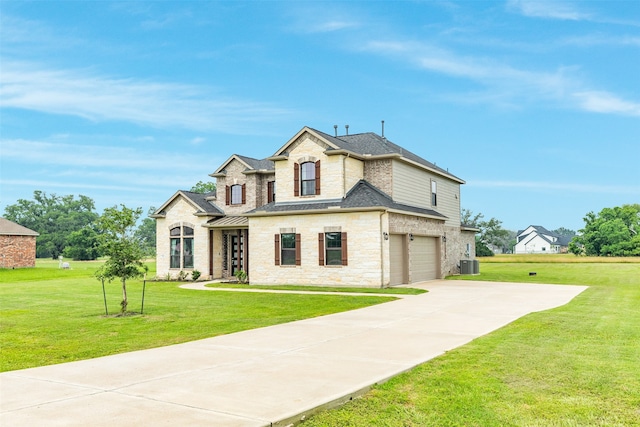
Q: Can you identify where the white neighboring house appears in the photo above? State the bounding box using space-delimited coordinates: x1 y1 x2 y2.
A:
514 225 571 254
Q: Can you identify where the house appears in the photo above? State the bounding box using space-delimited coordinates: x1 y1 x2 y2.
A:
0 217 39 269
514 225 571 254
152 126 476 287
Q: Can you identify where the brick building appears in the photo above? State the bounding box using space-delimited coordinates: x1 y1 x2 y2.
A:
0 217 39 269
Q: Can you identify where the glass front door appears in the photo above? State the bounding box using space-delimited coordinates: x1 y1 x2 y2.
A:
230 234 244 275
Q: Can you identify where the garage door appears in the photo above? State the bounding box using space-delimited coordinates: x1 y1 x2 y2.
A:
411 236 437 282
389 234 406 285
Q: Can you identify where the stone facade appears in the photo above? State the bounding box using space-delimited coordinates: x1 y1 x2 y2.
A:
250 211 386 287
0 235 37 269
155 197 212 280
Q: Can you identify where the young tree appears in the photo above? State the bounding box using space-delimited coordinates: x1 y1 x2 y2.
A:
96 205 147 314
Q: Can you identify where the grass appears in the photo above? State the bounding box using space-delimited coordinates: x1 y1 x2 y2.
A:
303 257 640 427
0 259 395 372
204 282 427 295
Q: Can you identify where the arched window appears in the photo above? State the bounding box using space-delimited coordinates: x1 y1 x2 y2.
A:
170 225 194 269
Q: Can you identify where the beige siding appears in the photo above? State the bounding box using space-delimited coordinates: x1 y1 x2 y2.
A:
392 160 461 227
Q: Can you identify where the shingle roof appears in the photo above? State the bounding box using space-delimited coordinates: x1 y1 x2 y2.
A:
180 191 224 215
152 191 223 217
236 155 274 171
309 128 463 183
247 180 447 219
0 217 39 236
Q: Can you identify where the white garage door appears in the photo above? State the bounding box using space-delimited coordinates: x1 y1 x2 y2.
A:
389 234 406 285
411 236 437 282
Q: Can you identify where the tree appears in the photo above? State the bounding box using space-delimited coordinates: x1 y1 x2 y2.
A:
134 207 157 256
570 204 640 256
96 205 148 314
553 227 576 238
3 191 99 259
63 226 101 260
461 209 511 255
190 181 216 194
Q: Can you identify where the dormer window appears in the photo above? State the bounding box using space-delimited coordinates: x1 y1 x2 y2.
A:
294 160 320 196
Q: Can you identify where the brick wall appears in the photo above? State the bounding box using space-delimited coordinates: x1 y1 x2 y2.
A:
0 235 37 268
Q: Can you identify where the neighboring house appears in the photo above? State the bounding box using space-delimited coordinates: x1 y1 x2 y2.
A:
514 225 571 254
153 126 476 287
0 217 39 269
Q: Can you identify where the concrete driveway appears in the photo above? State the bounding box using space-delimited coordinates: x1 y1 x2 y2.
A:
1 280 587 427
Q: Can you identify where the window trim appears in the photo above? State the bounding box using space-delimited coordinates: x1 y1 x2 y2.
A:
226 184 246 205
318 232 348 266
267 180 276 203
275 233 301 266
431 180 437 207
169 225 194 269
294 160 321 197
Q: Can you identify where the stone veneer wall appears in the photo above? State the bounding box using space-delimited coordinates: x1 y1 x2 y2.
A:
156 197 211 280
0 235 37 268
249 211 386 287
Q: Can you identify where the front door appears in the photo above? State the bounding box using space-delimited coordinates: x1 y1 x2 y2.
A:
231 234 244 275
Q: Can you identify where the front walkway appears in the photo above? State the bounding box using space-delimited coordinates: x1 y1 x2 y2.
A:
1 280 587 427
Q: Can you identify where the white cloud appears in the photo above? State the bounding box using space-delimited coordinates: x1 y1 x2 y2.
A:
360 39 640 117
0 60 293 134
573 91 640 116
506 0 591 21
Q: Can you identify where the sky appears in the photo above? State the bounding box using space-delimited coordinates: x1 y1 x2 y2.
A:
1 0 639 232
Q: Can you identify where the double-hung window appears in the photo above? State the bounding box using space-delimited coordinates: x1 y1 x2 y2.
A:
274 232 301 266
294 161 320 196
318 232 348 266
225 184 246 205
170 225 194 269
431 180 437 207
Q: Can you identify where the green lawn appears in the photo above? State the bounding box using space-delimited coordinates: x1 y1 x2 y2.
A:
0 259 395 372
303 259 640 427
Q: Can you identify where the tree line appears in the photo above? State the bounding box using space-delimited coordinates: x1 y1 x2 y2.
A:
3 186 637 259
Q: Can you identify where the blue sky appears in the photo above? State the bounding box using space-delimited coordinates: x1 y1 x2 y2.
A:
1 0 638 232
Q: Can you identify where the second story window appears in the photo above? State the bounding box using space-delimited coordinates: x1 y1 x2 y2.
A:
431 180 437 207
225 184 246 205
294 160 321 197
301 162 316 196
268 180 276 203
